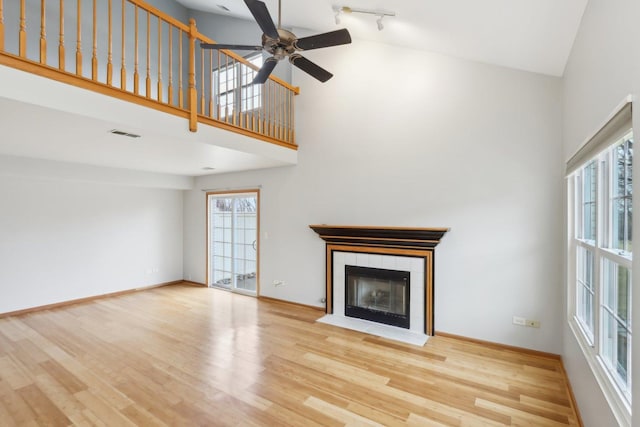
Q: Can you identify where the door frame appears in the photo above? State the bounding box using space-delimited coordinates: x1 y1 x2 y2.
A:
205 189 260 296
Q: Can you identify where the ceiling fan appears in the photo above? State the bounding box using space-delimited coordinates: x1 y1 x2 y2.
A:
200 0 352 84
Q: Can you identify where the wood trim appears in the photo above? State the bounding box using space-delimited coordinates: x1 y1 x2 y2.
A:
0 53 298 149
309 225 449 249
127 0 189 32
312 225 450 232
0 52 189 118
0 280 182 318
559 358 585 427
325 243 434 336
205 189 261 295
435 332 562 360
182 280 207 287
198 115 298 150
258 295 324 311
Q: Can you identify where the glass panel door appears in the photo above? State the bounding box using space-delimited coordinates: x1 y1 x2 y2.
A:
208 192 258 295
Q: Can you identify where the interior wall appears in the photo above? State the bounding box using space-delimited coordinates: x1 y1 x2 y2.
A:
183 38 564 353
561 0 640 425
0 157 184 314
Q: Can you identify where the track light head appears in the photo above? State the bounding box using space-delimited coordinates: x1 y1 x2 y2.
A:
376 15 384 31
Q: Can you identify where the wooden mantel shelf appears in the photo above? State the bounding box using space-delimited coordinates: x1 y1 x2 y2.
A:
309 225 449 250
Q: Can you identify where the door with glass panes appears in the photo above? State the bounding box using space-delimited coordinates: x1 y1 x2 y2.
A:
207 191 258 295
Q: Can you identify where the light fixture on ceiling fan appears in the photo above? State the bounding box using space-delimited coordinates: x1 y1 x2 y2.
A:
201 0 352 84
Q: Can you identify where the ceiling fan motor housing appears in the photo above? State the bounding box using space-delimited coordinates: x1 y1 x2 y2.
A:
263 29 297 59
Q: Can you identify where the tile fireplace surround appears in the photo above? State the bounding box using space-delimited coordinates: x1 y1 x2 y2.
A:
309 225 449 338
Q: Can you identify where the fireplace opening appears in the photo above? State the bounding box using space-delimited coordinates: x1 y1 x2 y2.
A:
345 265 410 329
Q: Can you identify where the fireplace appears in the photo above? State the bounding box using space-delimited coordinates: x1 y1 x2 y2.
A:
345 266 410 329
310 225 449 337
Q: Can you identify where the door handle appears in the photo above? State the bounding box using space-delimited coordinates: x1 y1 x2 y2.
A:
252 240 257 251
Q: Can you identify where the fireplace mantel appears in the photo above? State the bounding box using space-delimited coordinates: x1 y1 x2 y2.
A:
310 225 449 336
309 225 449 250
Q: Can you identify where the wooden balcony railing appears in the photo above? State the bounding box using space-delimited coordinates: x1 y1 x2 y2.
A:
0 0 299 148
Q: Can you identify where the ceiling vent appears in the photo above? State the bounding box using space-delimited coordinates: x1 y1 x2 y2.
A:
109 129 141 138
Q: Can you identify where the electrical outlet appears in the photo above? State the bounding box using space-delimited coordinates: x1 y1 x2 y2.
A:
512 316 526 326
320 298 327 303
526 320 540 328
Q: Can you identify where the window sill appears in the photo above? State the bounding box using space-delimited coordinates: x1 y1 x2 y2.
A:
568 318 631 427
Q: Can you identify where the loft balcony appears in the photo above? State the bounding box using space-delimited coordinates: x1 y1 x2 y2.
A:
0 0 299 175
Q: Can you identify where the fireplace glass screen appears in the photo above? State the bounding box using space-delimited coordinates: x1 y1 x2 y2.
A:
345 265 410 329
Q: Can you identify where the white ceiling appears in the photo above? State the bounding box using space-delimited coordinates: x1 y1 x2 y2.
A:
177 0 588 77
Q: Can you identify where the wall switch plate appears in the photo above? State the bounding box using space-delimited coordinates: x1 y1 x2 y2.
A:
513 316 526 326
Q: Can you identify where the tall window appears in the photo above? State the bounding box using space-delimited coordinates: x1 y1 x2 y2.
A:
214 54 263 119
568 116 633 420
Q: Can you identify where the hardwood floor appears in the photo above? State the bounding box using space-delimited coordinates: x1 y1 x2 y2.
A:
0 284 581 426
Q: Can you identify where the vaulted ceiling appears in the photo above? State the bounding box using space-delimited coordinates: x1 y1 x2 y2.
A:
176 0 588 77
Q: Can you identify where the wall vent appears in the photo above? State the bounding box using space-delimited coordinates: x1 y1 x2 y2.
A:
109 129 141 138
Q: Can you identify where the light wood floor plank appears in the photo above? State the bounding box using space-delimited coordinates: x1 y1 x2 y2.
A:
0 284 581 426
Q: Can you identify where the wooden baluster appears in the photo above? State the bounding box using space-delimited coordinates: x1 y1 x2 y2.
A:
145 11 151 98
216 50 220 119
59 0 65 70
0 0 4 51
292 90 296 143
19 0 26 57
200 47 205 115
188 18 197 132
120 0 125 90
224 54 229 123
168 26 173 105
276 84 280 140
91 0 97 80
208 50 213 118
107 0 112 85
288 90 292 143
76 0 82 75
40 0 47 64
157 17 162 102
133 5 139 94
260 74 265 134
178 29 183 108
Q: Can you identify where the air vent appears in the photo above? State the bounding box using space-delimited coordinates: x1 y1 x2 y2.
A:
109 129 141 138
217 4 230 11
202 167 216 171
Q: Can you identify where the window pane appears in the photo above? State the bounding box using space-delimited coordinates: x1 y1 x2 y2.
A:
601 259 631 392
616 264 630 324
577 247 594 334
583 161 596 241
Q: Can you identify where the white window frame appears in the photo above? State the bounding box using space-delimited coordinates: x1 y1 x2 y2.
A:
213 53 263 119
566 101 633 427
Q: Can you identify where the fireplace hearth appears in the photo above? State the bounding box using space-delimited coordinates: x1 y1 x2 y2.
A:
345 266 410 329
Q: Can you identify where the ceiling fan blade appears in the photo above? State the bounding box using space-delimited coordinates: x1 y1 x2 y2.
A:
200 43 263 51
293 29 351 51
244 0 279 40
252 57 279 84
289 54 333 83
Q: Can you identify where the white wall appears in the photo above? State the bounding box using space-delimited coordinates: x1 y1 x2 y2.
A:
184 38 564 353
562 1 640 425
0 157 184 314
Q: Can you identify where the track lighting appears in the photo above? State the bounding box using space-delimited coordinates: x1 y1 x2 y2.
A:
333 6 395 31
